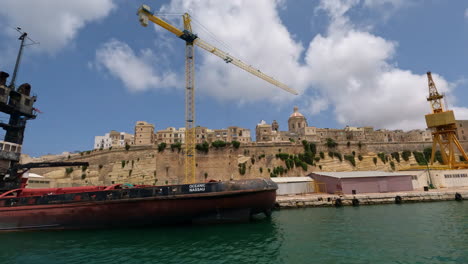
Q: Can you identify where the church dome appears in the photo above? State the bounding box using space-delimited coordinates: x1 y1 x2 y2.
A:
289 106 304 118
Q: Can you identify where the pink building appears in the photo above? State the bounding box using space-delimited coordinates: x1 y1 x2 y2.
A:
310 171 413 194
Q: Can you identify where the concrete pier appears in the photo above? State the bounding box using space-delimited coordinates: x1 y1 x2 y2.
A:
275 187 468 208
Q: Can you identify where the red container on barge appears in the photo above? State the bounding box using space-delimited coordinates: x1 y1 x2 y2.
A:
0 178 277 231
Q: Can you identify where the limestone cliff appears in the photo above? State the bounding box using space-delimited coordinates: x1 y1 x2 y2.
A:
27 142 428 187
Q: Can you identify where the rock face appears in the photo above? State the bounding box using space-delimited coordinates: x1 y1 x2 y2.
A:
27 142 428 187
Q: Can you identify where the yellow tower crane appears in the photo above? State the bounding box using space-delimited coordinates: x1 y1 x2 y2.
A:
425 71 468 169
137 5 298 183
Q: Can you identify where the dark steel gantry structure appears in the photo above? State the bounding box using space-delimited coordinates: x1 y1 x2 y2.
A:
0 30 39 191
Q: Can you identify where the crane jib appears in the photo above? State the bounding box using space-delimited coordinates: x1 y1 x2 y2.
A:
179 30 198 43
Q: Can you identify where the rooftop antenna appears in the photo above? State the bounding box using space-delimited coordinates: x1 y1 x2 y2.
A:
9 27 39 90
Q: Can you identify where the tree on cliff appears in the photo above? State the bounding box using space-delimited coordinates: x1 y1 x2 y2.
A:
325 138 338 148
231 140 240 149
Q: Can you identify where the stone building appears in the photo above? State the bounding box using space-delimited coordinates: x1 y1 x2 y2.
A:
94 130 134 149
227 126 251 143
457 120 468 141
256 106 434 144
156 127 185 144
154 124 251 145
134 121 155 145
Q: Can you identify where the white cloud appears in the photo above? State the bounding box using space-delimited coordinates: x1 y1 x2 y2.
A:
93 39 180 92
102 0 467 130
465 8 468 18
0 0 116 53
302 0 466 130
160 0 308 104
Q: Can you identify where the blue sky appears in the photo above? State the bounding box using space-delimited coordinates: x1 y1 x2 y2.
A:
0 0 467 157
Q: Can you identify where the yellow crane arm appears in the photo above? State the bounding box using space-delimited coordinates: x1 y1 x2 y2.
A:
195 38 298 95
138 5 298 95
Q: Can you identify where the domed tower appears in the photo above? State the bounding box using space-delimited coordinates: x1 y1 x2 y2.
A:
272 120 279 131
288 106 307 134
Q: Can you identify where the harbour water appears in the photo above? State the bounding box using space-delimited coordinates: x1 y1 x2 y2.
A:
0 201 466 264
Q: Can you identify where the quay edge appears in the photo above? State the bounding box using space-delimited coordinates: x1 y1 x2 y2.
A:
275 189 468 208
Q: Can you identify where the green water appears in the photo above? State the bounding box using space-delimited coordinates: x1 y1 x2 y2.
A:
0 201 466 264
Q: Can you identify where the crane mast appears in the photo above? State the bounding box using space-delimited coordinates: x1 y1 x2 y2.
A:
183 14 196 184
137 5 298 183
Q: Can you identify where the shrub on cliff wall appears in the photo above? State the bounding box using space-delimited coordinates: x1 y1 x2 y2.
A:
212 140 227 149
344 155 356 167
302 140 317 155
196 141 209 153
276 153 290 160
390 161 395 171
238 163 246 175
378 153 386 164
158 143 167 152
170 142 182 152
358 155 363 161
231 140 240 149
373 157 378 165
320 152 325 159
412 151 426 165
304 152 315 165
402 150 411 161
334 152 342 162
391 152 400 163
325 138 338 148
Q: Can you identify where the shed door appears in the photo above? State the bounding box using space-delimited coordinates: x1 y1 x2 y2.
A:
378 180 388 192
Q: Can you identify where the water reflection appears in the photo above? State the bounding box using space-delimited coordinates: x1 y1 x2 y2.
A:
0 202 466 264
0 217 283 264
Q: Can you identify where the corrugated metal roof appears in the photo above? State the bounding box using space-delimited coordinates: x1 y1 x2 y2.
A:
312 171 409 179
271 177 313 183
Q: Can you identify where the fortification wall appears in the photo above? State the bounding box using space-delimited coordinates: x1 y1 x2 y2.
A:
29 140 428 187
